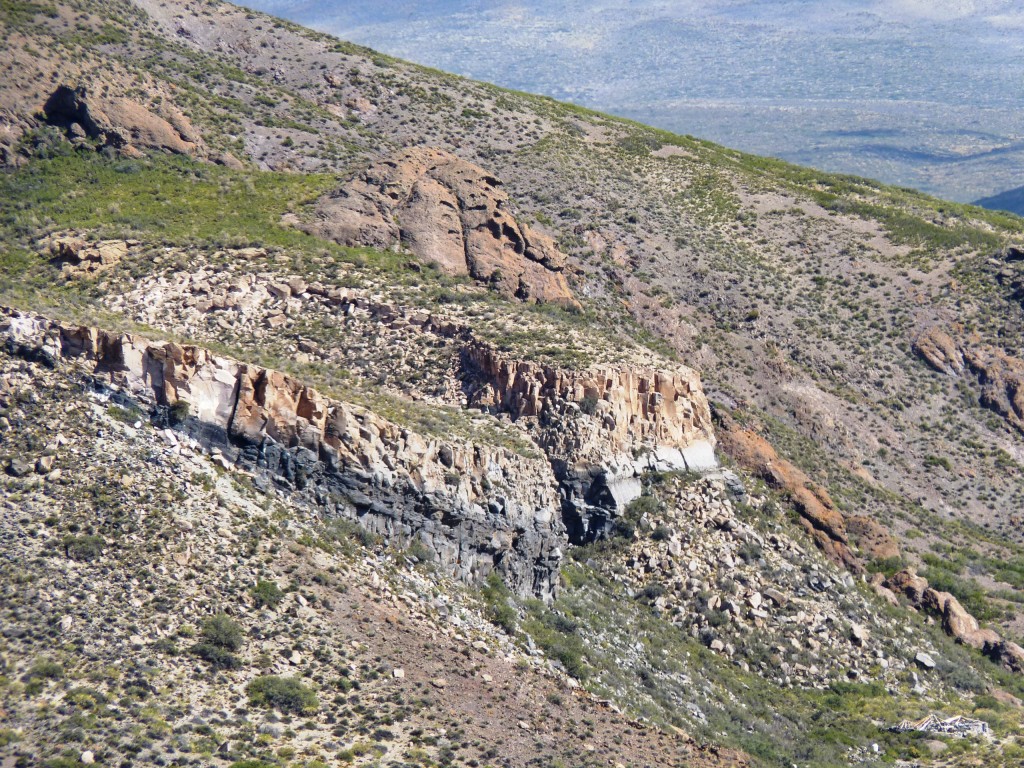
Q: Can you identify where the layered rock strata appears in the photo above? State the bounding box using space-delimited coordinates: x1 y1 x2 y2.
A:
2 309 562 598
305 147 578 307
461 343 717 541
104 261 721 544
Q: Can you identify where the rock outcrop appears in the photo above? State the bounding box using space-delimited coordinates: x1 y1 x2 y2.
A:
43 234 135 277
882 569 1024 673
912 324 1024 435
305 147 578 307
461 342 716 541
962 345 1024 434
2 309 563 598
713 409 859 570
43 85 202 156
912 327 964 377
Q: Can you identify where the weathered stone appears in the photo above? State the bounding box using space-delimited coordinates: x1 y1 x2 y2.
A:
962 345 1024 435
305 147 578 307
850 624 869 647
914 651 936 670
6 458 33 477
43 85 201 156
912 327 964 376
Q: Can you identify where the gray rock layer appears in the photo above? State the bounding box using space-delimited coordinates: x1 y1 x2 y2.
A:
2 309 563 598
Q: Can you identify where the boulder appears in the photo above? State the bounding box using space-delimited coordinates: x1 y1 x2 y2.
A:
914 651 936 670
885 569 930 604
45 235 132 277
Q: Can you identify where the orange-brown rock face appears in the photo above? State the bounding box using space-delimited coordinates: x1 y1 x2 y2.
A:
714 409 859 570
847 515 901 561
306 147 578 307
43 85 202 156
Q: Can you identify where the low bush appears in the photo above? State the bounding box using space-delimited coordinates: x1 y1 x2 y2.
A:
246 675 319 714
192 613 245 670
251 580 284 609
61 535 103 561
481 572 517 634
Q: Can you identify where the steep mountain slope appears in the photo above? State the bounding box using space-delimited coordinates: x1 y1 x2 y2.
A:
2 0 1024 766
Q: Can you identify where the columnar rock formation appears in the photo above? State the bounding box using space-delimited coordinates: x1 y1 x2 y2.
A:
305 147 579 307
461 343 717 541
4 310 563 598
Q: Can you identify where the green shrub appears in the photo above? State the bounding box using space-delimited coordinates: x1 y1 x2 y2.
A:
251 580 284 609
650 525 672 541
200 613 244 651
625 495 659 519
61 534 103 561
192 613 245 669
481 572 517 635
24 659 63 682
522 602 588 680
246 675 319 714
192 643 242 670
169 400 191 424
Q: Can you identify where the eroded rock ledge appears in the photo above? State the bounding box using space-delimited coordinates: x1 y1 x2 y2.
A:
461 343 717 542
2 309 563 599
876 569 1024 674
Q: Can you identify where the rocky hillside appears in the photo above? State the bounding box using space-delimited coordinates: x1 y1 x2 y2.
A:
2 0 1024 765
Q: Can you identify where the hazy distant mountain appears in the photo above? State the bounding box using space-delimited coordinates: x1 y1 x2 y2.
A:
243 0 1024 203
977 184 1024 216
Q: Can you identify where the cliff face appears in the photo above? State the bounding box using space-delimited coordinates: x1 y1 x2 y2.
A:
3 303 722 588
4 310 563 598
461 343 717 541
